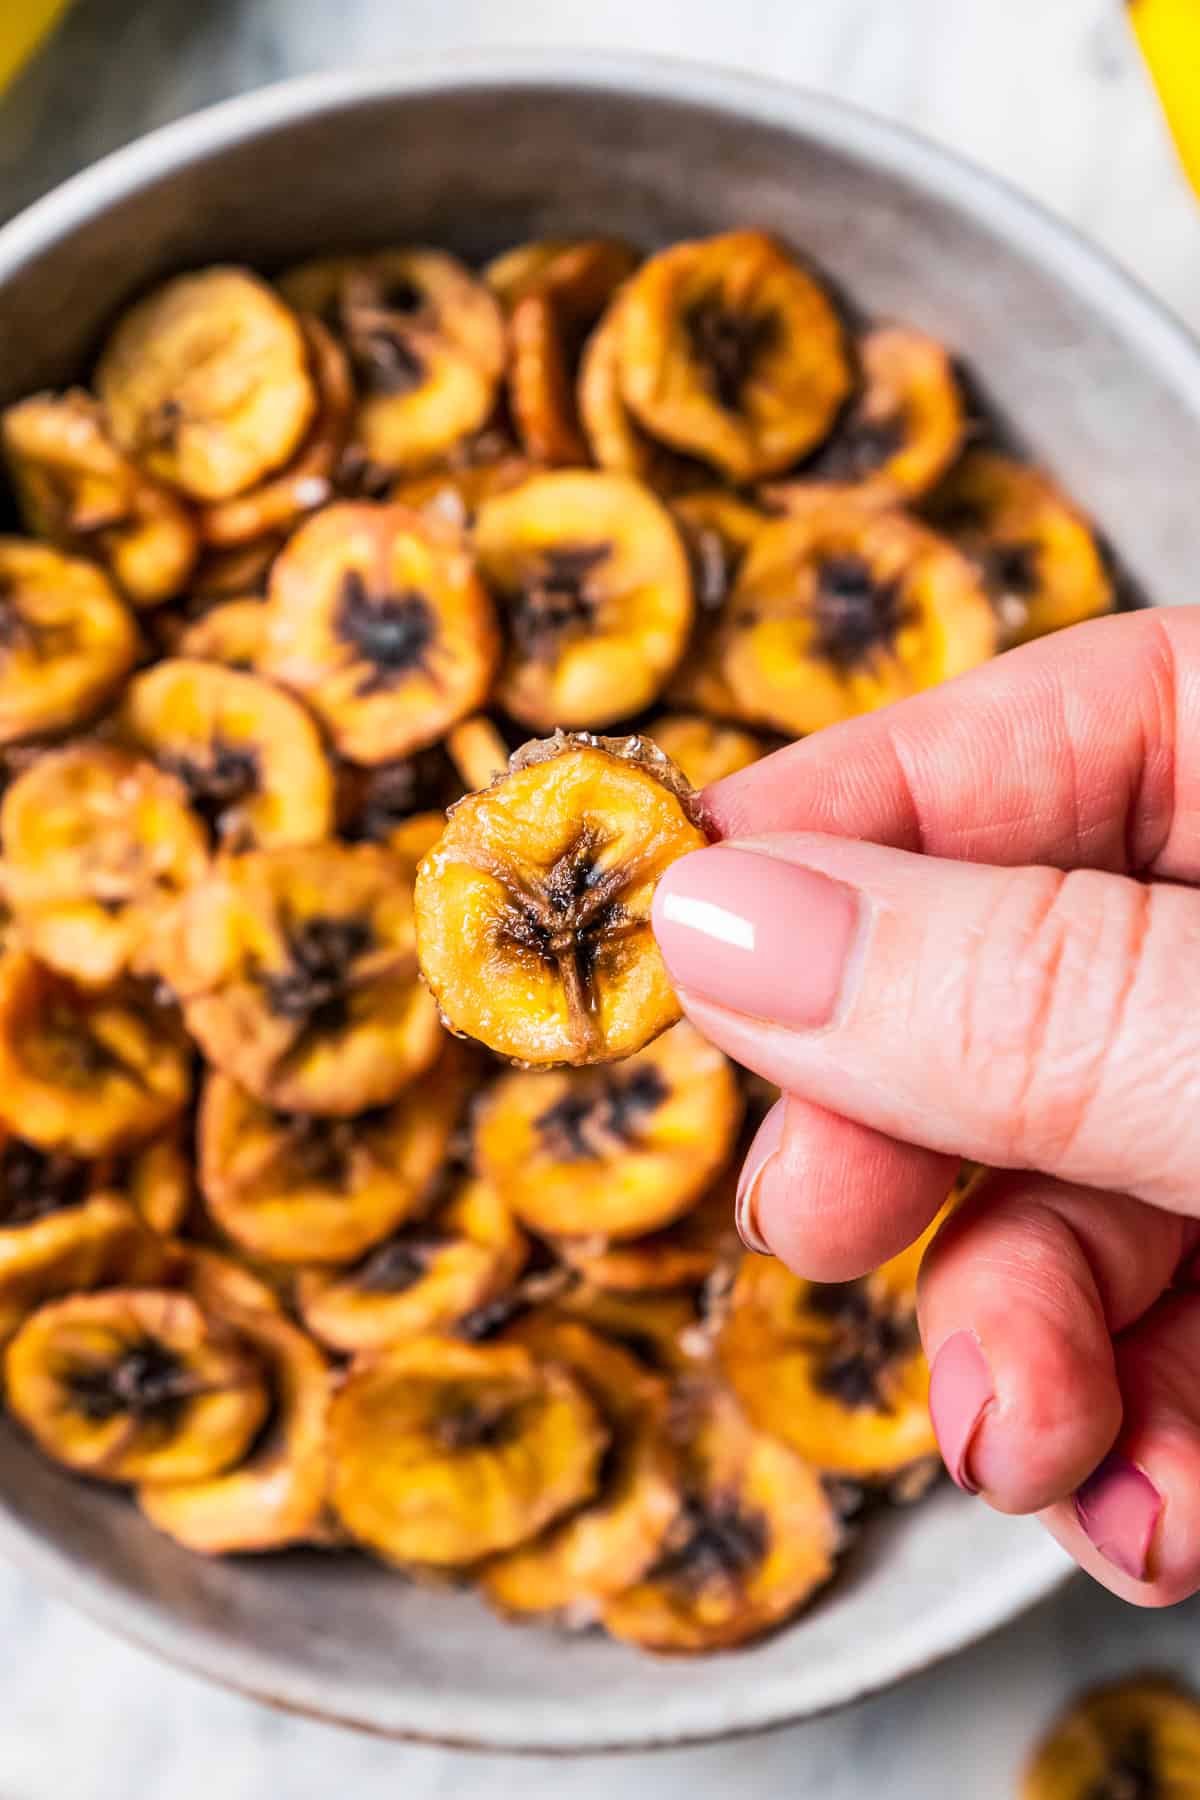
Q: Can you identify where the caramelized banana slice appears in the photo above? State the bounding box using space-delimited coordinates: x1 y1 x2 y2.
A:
475 471 693 729
96 267 316 502
159 843 441 1115
197 317 353 547
5 1287 270 1484
483 1317 680 1618
139 1302 332 1553
505 240 639 465
719 1238 936 1482
1022 1677 1200 1800
261 501 499 764
297 1175 527 1350
697 500 996 736
329 1335 606 1566
1 745 209 984
199 1046 467 1264
617 232 851 483
475 1021 741 1238
578 294 705 496
2 390 198 606
768 325 965 506
0 541 138 743
176 598 266 670
600 1381 841 1653
647 714 767 790
414 733 709 1066
119 659 334 850
558 1170 740 1293
0 954 190 1155
925 449 1114 645
665 490 771 718
0 1136 167 1343
279 250 505 472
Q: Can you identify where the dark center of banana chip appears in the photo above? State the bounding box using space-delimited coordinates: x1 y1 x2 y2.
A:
981 539 1041 599
1086 1725 1158 1800
273 1111 360 1187
815 412 907 481
355 1230 447 1294
652 1492 767 1594
143 398 183 452
336 569 438 691
809 1280 917 1411
42 1004 132 1087
0 1140 89 1225
435 1387 518 1453
0 592 38 655
263 915 374 1034
511 543 611 660
535 1064 669 1162
685 297 778 413
686 526 744 612
812 554 913 670
163 738 261 838
67 1337 192 1425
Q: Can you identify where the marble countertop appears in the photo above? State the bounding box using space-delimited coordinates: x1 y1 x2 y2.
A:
3 1 1200 1794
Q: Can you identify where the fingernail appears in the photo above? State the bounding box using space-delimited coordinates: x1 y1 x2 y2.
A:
735 1099 786 1254
928 1330 993 1493
1074 1454 1162 1582
652 847 861 1029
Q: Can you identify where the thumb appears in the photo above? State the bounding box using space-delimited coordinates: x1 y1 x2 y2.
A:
652 835 1200 1214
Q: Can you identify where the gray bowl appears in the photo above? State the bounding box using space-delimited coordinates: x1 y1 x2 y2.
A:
0 52 1197 1753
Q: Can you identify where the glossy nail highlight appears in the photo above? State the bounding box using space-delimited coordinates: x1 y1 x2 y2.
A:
735 1099 786 1254
1074 1453 1162 1582
652 846 861 1029
928 1330 993 1493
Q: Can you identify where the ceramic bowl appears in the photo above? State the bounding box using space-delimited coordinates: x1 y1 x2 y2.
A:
1 52 1198 1752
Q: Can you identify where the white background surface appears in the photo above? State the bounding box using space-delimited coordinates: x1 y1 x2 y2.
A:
2 1 1200 1794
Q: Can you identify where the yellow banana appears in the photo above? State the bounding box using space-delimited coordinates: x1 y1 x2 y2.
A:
1129 0 1200 197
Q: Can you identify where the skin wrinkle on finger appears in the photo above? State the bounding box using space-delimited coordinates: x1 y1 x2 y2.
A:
705 607 1200 882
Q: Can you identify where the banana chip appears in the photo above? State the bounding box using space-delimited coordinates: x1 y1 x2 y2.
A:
0 540 139 743
176 598 267 671
646 713 768 790
557 1169 740 1293
414 733 709 1066
329 1335 606 1567
1023 1677 1200 1800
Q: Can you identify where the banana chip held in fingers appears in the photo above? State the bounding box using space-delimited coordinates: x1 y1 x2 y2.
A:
414 733 709 1066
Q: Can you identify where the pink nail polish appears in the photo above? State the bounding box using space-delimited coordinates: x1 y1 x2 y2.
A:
928 1330 993 1493
735 1099 786 1254
1074 1454 1162 1582
652 847 861 1029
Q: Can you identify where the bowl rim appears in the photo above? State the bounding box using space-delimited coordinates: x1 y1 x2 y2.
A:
0 47 1176 1750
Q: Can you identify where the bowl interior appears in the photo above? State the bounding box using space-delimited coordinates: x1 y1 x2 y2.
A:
0 59 1192 1748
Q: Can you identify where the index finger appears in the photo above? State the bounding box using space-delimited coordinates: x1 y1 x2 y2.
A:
706 607 1200 880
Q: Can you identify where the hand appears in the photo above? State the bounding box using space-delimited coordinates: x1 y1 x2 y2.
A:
651 607 1200 1605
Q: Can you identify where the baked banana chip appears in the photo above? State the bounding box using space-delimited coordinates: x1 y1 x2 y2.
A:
556 1168 741 1293
1022 1676 1200 1800
0 540 139 743
261 500 499 764
925 448 1114 646
329 1335 606 1566
96 267 317 501
118 659 334 850
767 325 965 506
297 1175 527 1353
415 733 709 1066
474 471 694 729
279 249 505 472
646 713 768 791
689 498 996 736
158 842 442 1115
198 1041 468 1264
1 745 209 985
139 1252 332 1553
5 1287 270 1483
475 1020 741 1238
577 292 703 496
719 1234 936 1482
197 316 353 548
482 1317 681 1619
503 239 639 465
600 1381 841 1653
2 389 198 606
0 953 190 1156
617 231 851 483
